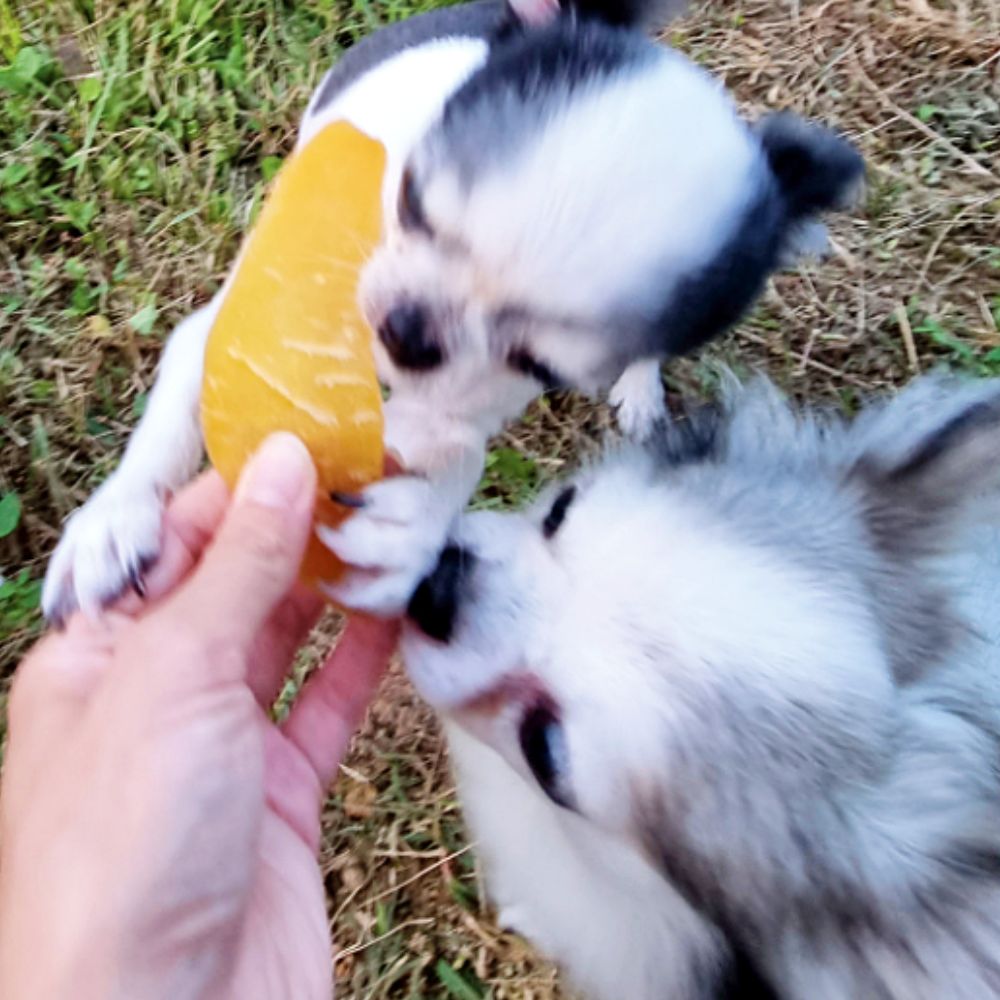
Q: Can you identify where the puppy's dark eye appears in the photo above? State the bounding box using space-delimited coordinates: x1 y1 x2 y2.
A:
519 702 572 809
542 486 576 539
398 167 431 235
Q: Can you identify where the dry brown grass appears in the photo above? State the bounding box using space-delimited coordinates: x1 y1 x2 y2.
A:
1 0 998 995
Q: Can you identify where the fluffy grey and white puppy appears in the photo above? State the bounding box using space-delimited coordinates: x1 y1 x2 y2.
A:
43 0 863 623
403 373 1000 1000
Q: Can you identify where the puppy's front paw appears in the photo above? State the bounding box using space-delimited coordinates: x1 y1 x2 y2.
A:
42 480 165 625
609 362 667 443
318 475 453 616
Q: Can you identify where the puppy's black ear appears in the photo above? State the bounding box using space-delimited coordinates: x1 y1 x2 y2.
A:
757 112 864 221
850 378 1000 558
506 0 687 29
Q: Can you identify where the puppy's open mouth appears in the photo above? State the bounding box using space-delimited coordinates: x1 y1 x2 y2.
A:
458 670 549 717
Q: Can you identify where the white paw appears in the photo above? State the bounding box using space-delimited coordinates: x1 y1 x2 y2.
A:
608 385 667 443
317 476 453 616
610 365 667 443
613 393 664 442
42 479 165 625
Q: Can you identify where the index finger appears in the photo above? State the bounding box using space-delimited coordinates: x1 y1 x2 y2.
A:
244 583 325 706
282 615 399 787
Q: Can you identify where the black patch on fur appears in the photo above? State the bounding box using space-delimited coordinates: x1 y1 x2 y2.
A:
941 844 1000 879
652 843 782 999
542 485 576 537
639 118 861 361
855 391 1000 565
645 182 787 359
713 944 781 1000
312 0 509 114
311 0 672 124
563 0 679 28
508 347 564 389
652 839 730 933
757 112 864 221
407 545 476 642
647 822 780 998
887 396 1000 488
440 18 651 149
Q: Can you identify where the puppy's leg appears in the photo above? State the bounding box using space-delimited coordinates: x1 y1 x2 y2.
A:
318 398 488 616
609 359 667 442
42 299 220 623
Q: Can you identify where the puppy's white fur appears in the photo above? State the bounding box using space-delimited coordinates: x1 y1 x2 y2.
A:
301 38 490 218
43 301 220 616
403 374 1000 999
365 52 759 385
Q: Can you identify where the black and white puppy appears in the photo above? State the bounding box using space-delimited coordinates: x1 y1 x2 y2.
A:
42 0 863 622
403 373 1000 1000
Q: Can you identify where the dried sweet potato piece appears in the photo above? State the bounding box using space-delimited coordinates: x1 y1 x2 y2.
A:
201 121 386 591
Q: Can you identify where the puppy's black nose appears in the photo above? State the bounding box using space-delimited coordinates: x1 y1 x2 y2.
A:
407 544 476 643
378 303 443 371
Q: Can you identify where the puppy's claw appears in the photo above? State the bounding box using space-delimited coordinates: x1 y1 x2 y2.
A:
330 490 367 509
41 480 166 626
127 550 158 600
316 474 457 616
128 564 147 598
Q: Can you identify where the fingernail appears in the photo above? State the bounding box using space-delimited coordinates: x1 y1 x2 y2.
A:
236 433 312 510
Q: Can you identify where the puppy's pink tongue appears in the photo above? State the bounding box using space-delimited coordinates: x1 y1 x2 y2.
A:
385 451 405 476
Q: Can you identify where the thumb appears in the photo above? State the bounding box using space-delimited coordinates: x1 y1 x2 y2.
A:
167 433 317 652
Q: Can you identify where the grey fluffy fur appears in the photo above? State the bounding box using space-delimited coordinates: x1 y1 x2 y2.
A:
403 373 1000 999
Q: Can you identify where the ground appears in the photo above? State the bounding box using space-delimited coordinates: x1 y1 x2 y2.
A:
0 0 997 995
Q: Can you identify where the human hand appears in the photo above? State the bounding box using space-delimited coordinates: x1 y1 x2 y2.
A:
0 434 399 1000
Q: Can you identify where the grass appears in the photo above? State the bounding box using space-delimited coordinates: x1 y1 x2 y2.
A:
1 0 998 995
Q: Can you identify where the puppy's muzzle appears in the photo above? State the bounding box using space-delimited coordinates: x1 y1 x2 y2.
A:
407 544 477 642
